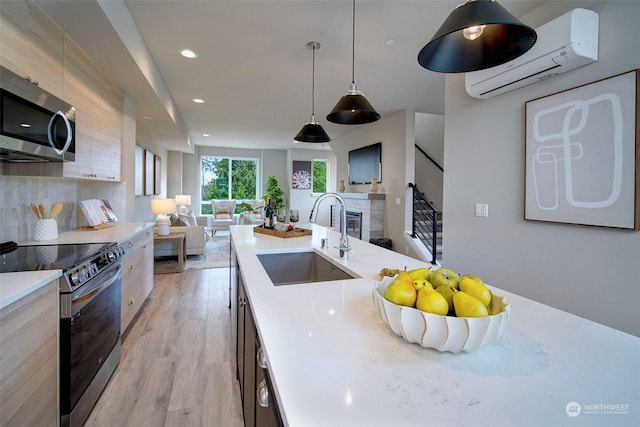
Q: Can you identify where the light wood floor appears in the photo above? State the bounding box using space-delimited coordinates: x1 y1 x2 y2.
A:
85 268 244 427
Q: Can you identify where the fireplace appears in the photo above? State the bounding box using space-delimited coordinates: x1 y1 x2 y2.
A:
331 206 362 239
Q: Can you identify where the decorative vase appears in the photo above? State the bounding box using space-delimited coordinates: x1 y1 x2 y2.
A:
338 179 346 193
369 177 378 193
240 212 255 225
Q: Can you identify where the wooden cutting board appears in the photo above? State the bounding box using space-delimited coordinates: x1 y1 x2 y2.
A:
253 226 312 238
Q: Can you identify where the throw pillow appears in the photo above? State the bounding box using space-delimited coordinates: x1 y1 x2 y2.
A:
252 208 263 219
187 210 198 226
179 213 197 226
214 206 231 219
169 214 181 226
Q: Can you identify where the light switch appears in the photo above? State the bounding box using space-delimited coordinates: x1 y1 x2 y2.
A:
395 197 401 206
475 203 489 217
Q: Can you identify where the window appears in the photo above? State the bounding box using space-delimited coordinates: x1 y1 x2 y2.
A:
312 159 328 193
200 156 258 214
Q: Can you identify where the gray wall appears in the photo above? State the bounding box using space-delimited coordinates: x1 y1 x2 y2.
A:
330 110 416 255
443 1 640 336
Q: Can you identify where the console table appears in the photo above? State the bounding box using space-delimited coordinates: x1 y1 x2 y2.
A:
153 232 186 274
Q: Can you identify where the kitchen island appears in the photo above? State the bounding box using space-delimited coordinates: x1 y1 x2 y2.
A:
231 224 639 427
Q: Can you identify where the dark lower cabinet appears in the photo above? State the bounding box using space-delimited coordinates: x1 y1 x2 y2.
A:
234 253 283 427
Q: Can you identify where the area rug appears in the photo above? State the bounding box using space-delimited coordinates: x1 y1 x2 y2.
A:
154 235 231 272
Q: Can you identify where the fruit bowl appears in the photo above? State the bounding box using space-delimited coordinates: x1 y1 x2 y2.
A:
372 276 511 353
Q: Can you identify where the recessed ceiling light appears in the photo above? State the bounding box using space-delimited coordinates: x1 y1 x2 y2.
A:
142 116 152 120
180 49 198 58
385 38 396 46
20 123 31 128
203 133 210 137
192 98 205 104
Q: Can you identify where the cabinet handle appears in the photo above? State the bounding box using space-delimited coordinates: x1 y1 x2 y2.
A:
257 380 270 408
257 347 267 369
128 298 135 305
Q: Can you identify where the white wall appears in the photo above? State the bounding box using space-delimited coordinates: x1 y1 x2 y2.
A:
443 1 640 336
330 110 415 254
287 148 337 226
415 113 444 210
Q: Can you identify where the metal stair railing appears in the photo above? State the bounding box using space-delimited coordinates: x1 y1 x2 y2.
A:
408 183 440 264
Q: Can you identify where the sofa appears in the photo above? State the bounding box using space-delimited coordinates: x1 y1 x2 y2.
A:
153 212 207 256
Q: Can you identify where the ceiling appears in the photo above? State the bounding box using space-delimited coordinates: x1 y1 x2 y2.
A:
36 0 545 153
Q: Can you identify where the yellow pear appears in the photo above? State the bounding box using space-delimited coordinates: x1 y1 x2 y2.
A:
384 271 417 307
435 285 455 313
453 291 489 318
408 267 431 282
459 276 491 306
416 288 449 315
412 279 433 292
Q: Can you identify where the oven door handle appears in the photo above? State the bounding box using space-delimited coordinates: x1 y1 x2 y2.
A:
72 264 122 306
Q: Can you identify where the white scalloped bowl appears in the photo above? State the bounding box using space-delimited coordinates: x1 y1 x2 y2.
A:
372 276 511 353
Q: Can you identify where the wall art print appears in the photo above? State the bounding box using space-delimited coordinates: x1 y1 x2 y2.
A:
524 69 639 230
292 160 312 189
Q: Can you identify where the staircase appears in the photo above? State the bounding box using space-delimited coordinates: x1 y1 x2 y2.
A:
408 183 442 265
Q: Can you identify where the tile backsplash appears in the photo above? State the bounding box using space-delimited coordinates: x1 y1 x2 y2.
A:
0 176 125 243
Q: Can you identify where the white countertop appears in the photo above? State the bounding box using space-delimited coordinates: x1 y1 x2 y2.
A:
18 222 154 246
0 270 61 309
1 223 153 309
231 224 640 427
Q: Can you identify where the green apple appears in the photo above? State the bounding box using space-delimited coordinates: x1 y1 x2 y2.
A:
429 267 460 289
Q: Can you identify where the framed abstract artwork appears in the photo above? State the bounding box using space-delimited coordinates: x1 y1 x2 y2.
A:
292 160 312 189
524 69 639 230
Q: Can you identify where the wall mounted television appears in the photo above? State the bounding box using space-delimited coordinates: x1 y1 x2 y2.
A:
348 142 381 185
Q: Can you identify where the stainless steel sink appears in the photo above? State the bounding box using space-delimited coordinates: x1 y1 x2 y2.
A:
257 251 358 285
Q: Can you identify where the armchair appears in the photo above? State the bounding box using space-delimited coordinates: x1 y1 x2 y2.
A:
210 200 237 233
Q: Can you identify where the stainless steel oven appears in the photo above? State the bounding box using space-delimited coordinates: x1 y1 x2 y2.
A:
60 260 122 427
0 65 76 162
0 241 124 427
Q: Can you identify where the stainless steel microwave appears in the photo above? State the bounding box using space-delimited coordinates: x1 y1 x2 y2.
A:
0 66 75 162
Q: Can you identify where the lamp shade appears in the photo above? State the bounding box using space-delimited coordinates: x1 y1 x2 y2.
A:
417 0 537 73
175 195 191 206
326 83 380 125
294 119 331 143
151 198 176 215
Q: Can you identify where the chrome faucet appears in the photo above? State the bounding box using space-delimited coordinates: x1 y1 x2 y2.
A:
309 192 352 259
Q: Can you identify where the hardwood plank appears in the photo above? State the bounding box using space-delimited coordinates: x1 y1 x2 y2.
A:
84 268 243 427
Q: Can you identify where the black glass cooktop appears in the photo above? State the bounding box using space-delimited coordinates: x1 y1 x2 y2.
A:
0 243 111 273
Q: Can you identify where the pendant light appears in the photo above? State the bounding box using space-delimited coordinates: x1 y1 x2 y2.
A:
294 41 331 143
326 0 380 125
417 0 537 73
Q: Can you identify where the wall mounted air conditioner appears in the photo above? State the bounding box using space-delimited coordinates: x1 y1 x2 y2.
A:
465 8 599 99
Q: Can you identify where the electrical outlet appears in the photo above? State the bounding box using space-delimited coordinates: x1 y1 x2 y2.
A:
475 203 489 217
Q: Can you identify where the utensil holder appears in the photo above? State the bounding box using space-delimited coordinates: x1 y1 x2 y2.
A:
34 219 58 241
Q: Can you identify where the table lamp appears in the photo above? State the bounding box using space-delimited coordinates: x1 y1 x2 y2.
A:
175 194 191 215
151 198 175 235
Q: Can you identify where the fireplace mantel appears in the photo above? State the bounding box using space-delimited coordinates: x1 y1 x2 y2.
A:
337 192 386 200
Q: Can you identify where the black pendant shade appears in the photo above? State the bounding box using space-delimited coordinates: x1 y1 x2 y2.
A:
294 41 331 143
418 0 537 73
294 119 331 143
326 0 380 125
326 84 380 125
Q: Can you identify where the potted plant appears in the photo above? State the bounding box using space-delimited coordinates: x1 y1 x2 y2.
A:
238 202 255 225
263 176 284 212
